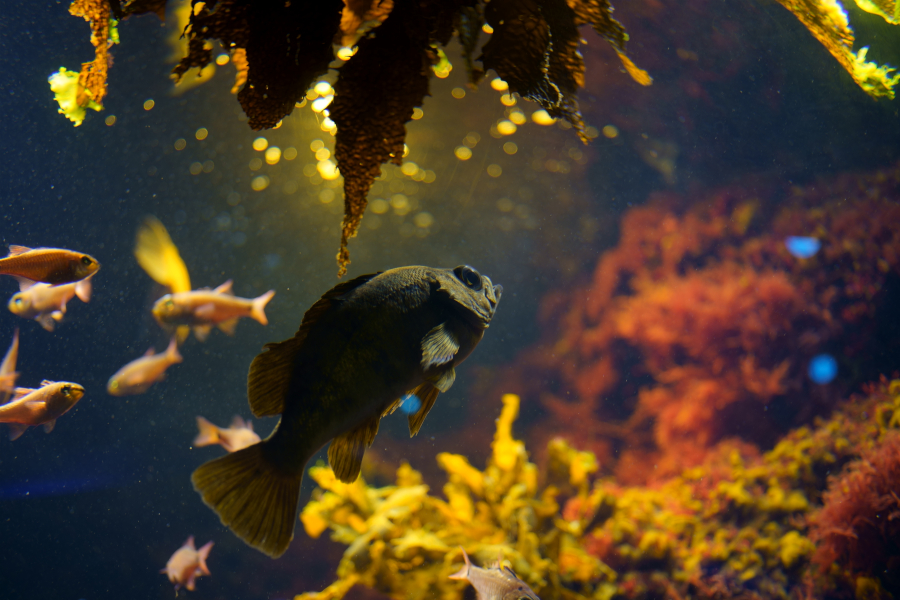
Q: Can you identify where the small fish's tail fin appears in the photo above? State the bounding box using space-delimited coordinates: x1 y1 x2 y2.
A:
193 416 221 447
196 541 214 575
250 290 275 326
448 547 472 580
74 275 92 303
166 336 183 363
191 442 301 558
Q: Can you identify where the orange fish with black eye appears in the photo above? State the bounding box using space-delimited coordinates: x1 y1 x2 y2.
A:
0 380 85 440
152 280 275 341
0 245 100 286
161 536 213 593
107 337 182 396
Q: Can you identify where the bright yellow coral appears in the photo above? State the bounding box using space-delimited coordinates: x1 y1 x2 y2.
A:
48 67 102 127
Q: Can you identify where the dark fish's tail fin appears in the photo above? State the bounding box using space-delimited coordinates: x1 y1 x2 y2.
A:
191 443 301 558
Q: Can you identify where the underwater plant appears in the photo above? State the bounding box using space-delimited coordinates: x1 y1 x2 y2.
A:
293 379 900 600
56 0 649 275
481 162 900 481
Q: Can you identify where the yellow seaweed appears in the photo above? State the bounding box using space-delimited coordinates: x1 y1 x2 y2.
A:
48 67 102 127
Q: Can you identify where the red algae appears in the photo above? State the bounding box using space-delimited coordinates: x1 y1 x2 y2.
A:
481 163 900 483
810 433 900 596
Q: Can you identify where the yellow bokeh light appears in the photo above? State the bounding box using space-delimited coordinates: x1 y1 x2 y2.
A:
265 146 282 164
321 117 336 133
391 194 410 215
487 164 502 177
509 110 526 125
602 125 619 138
500 94 516 107
532 110 556 125
422 170 436 183
411 107 424 120
337 46 356 61
249 158 263 171
215 53 230 65
413 212 434 228
189 162 202 175
503 141 518 155
143 99 155 110
195 127 208 140
105 115 116 126
482 24 493 34
584 126 600 139
252 137 268 151
319 188 335 204
284 147 298 160
402 144 409 157
400 162 418 176
251 175 270 191
454 146 472 160
317 159 340 180
315 147 331 161
497 197 514 212
451 87 466 99
310 139 325 152
174 138 187 151
314 81 333 96
490 78 508 92
312 96 333 113
496 120 517 135
370 198 389 214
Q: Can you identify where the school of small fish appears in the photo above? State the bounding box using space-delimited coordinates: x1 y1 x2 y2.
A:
2 218 506 594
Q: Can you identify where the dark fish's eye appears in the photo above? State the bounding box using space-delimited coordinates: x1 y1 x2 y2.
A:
165 299 175 309
454 265 482 289
61 384 71 396
81 256 93 266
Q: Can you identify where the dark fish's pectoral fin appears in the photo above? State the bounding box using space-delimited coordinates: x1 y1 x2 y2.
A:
407 382 440 437
421 322 460 369
191 442 302 558
247 336 304 417
43 419 56 434
328 416 380 483
429 366 456 393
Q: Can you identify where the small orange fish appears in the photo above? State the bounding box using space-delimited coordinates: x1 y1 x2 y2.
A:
8 276 92 331
0 245 100 286
0 380 85 440
0 329 20 405
449 548 541 600
161 536 213 593
152 280 275 341
194 415 261 453
107 337 182 396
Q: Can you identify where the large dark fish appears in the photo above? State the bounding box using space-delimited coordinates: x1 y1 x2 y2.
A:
192 265 502 557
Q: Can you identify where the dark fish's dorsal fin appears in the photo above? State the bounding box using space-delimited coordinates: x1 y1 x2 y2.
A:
421 322 459 369
144 347 156 357
231 415 247 429
247 272 380 418
406 382 440 437
7 245 32 256
40 380 54 387
327 415 380 483
43 419 57 434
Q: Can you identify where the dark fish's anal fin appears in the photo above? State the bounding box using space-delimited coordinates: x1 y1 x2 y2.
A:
406 382 440 437
218 318 239 335
191 443 301 558
327 416 380 483
43 419 56 434
421 322 460 369
248 272 381 419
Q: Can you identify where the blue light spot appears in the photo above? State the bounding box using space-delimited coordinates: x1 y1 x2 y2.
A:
808 354 837 384
785 236 821 259
399 394 422 415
